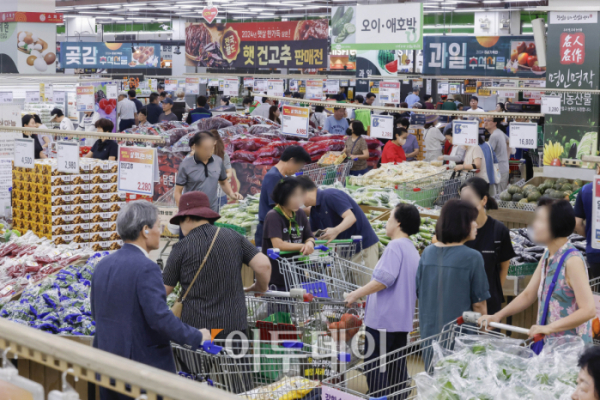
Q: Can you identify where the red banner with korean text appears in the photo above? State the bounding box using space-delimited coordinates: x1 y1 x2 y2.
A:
184 20 328 69
0 12 63 23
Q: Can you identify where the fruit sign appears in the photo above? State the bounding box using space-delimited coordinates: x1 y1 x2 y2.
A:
281 105 309 138
76 86 94 112
452 120 479 147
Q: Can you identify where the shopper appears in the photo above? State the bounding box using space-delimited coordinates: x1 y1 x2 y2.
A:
397 102 411 121
164 191 271 337
50 108 75 131
157 98 179 122
243 96 261 114
364 93 376 106
439 130 466 165
210 129 233 209
423 95 435 110
218 96 235 111
172 90 190 120
572 346 600 400
441 95 458 111
158 91 168 106
466 96 484 120
344 203 420 398
117 91 138 131
22 115 46 159
256 146 311 247
404 87 420 108
310 105 327 129
85 119 118 161
484 117 510 192
460 178 516 316
262 177 315 290
478 198 595 344
175 131 242 213
423 115 445 162
146 93 163 124
77 111 99 131
137 108 151 128
251 97 274 119
417 199 490 340
343 121 370 176
31 114 53 155
268 105 281 124
381 128 408 164
128 89 143 113
91 201 209 393
186 96 213 124
454 135 488 184
575 165 600 280
399 118 419 161
298 176 380 283
324 107 349 134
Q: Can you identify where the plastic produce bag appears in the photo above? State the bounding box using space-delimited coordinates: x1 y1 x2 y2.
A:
231 150 258 163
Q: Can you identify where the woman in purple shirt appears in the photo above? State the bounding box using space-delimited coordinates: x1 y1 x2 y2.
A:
345 203 421 399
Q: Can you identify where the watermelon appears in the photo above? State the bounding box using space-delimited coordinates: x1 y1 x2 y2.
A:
385 60 398 73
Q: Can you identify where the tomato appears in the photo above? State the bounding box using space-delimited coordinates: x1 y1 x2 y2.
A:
104 105 114 115
99 98 108 110
108 99 117 107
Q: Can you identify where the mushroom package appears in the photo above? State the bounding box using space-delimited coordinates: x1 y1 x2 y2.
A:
17 31 56 72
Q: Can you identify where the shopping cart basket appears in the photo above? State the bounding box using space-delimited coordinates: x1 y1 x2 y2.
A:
296 160 353 186
321 312 543 400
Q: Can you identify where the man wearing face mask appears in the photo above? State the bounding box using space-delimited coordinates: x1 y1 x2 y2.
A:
381 128 408 164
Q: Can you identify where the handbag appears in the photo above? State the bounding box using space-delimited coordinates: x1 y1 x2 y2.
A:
171 228 220 318
530 248 576 355
485 142 502 185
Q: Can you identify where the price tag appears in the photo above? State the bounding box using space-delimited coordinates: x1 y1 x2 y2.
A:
185 77 200 95
165 79 178 91
370 115 394 140
281 105 309 138
305 80 324 100
509 122 537 149
57 141 80 174
243 77 254 88
267 79 284 97
53 91 66 103
223 78 239 97
542 96 561 115
199 78 208 84
0 92 13 103
14 138 35 169
379 81 401 105
25 91 40 103
118 146 156 196
76 86 95 112
326 79 340 95
45 85 54 102
106 85 118 100
452 120 479 146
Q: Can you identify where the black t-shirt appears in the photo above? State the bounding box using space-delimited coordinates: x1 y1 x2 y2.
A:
262 208 313 288
26 134 44 159
91 139 119 160
465 216 516 315
146 103 163 124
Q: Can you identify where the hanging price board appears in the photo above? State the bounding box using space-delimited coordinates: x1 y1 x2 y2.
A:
379 81 401 104
43 85 54 102
118 146 157 196
0 92 13 103
223 78 239 96
57 141 80 174
452 120 479 146
199 78 208 84
326 79 340 95
281 105 309 138
267 79 284 97
243 77 254 88
165 79 178 91
437 82 449 95
509 122 537 149
340 79 349 87
185 77 200 95
542 96 561 115
219 79 225 91
253 79 267 93
14 138 35 169
208 78 220 87
106 85 118 100
305 80 324 100
289 80 299 91
25 91 40 103
370 115 394 140
76 86 95 112
53 91 66 104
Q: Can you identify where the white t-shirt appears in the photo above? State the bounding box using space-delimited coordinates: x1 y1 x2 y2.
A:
466 107 484 120
423 127 445 161
59 117 74 131
117 98 137 120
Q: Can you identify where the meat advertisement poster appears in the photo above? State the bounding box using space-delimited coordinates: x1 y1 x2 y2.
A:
184 20 328 69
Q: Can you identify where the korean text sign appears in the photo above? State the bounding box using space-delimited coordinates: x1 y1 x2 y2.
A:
305 80 324 100
452 120 479 147
282 105 309 138
423 36 544 77
370 115 394 140
59 42 161 69
118 147 157 196
184 21 328 69
76 86 94 112
379 81 401 104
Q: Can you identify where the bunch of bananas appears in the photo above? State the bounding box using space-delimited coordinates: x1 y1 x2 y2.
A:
543 141 564 166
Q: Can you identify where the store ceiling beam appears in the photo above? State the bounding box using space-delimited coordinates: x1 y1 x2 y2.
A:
0 127 166 143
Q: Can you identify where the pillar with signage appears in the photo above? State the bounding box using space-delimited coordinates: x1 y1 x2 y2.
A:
545 12 600 168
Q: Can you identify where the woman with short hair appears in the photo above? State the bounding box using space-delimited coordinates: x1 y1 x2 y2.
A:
573 346 600 400
85 118 118 160
22 114 47 159
344 120 370 176
381 127 408 164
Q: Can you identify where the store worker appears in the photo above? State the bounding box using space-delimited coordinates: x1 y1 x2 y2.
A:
22 114 47 159
404 87 421 108
324 107 349 134
117 91 138 131
50 108 74 131
423 115 445 162
128 89 143 114
262 177 315 290
479 198 595 345
399 118 419 162
572 346 600 400
175 131 242 214
575 163 600 280
164 191 271 339
146 92 163 124
85 119 118 161
256 146 311 247
298 176 380 283
251 97 274 119
31 114 53 156
158 97 179 122
345 203 421 397
344 120 370 176
417 199 490 340
381 127 408 164
186 96 213 124
484 116 510 192
460 178 516 316
91 200 209 400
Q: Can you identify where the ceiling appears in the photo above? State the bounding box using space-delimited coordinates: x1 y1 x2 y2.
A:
55 0 549 23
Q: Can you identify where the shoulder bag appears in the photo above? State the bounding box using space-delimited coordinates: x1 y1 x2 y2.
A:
171 228 220 318
485 142 502 185
531 248 576 354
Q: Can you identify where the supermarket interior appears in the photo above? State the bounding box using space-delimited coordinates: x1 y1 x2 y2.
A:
2 0 600 399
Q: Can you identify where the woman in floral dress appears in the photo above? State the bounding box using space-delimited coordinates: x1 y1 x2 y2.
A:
478 198 595 343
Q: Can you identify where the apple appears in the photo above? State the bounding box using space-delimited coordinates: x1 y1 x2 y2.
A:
527 55 538 67
526 43 536 55
511 49 519 62
517 52 529 66
532 65 541 72
516 42 527 54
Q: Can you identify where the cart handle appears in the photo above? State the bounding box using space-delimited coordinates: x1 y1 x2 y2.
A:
267 245 329 259
200 341 222 355
281 341 304 349
459 312 544 343
257 289 315 302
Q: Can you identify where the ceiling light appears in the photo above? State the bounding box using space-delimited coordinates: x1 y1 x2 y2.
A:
70 6 96 9
453 8 485 11
483 0 504 2
124 3 147 6
99 5 122 8
293 5 327 8
423 5 440 7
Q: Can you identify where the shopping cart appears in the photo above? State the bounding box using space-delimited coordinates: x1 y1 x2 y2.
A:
321 312 543 400
296 160 354 186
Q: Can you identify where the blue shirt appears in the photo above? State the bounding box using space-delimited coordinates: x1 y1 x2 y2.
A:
402 134 419 161
574 184 600 263
324 116 349 134
405 93 421 108
309 189 379 251
258 166 284 222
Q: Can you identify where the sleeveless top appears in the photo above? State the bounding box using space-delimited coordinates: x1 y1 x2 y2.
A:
536 242 592 343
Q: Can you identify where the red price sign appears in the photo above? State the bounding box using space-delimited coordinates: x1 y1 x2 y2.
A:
118 146 156 196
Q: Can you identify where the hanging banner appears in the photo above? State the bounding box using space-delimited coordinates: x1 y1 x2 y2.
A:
267 79 284 97
0 23 57 75
370 114 394 140
223 78 239 97
452 120 479 146
0 93 13 104
509 122 538 149
184 20 328 69
185 77 200 95
244 77 254 88
356 50 397 78
60 42 161 69
379 81 401 104
164 79 178 91
331 4 423 51
282 105 309 138
14 138 35 169
76 86 95 112
57 141 80 174
305 80 324 100
118 146 157 196
326 79 340 95
423 35 545 77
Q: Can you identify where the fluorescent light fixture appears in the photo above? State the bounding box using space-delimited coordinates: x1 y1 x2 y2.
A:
423 5 440 7
124 3 147 6
453 8 486 12
127 17 155 20
293 5 327 8
227 10 258 14
98 5 122 8
248 8 265 11
70 6 96 9
483 0 504 2
79 11 110 14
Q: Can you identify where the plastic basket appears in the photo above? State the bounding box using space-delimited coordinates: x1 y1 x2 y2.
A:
508 263 537 276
